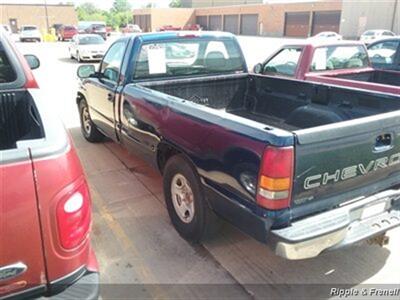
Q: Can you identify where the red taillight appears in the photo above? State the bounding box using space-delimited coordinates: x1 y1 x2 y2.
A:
23 70 39 89
56 180 91 249
257 146 294 210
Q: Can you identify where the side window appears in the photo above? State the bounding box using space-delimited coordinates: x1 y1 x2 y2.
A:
0 45 17 83
100 42 126 83
368 41 400 65
263 48 302 77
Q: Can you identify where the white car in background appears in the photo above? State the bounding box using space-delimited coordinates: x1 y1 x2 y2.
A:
360 30 396 44
310 31 342 41
69 34 107 62
20 25 42 42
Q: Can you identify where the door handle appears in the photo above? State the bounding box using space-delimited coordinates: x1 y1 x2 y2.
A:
374 133 393 153
107 93 114 102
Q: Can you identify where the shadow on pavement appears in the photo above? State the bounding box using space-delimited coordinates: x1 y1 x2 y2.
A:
58 57 79 64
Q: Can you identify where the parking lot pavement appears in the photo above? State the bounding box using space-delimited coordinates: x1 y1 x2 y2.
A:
17 39 400 299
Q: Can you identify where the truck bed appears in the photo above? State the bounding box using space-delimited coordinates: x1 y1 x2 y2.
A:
332 69 400 86
145 74 400 132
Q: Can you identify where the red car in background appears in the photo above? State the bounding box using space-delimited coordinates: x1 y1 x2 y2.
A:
0 29 99 299
158 25 182 31
182 24 202 31
58 25 78 41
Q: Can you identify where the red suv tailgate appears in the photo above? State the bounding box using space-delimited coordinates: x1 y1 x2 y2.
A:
0 152 47 296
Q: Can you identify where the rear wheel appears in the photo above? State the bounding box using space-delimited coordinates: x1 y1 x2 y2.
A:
79 99 104 142
163 155 219 242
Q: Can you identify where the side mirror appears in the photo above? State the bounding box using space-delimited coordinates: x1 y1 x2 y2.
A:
77 65 96 79
253 63 263 74
24 54 40 70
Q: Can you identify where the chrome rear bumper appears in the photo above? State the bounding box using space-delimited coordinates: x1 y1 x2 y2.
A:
269 189 400 260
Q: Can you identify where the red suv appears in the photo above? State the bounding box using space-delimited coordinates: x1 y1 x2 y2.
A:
0 30 99 299
59 25 78 41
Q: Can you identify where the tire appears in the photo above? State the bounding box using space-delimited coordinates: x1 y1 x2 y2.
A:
79 99 104 142
163 155 219 242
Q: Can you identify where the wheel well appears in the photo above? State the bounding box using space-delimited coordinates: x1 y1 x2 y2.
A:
157 142 182 174
76 92 85 105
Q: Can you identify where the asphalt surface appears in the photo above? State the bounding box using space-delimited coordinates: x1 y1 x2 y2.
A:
16 35 400 299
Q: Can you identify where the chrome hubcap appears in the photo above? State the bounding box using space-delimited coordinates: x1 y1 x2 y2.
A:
171 174 195 223
82 106 91 134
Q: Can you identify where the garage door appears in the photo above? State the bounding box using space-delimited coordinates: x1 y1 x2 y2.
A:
311 11 341 35
240 14 258 36
209 15 222 31
196 16 208 30
284 12 310 37
224 15 239 35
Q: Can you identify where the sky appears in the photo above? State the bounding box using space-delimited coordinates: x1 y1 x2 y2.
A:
3 0 171 9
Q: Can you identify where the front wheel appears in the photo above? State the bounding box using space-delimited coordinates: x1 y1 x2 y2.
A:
79 99 104 142
163 155 219 242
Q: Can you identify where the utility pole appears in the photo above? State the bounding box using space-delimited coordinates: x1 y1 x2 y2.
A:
391 0 398 32
44 0 50 32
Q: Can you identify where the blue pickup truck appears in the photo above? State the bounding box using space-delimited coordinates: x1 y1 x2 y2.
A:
76 32 400 260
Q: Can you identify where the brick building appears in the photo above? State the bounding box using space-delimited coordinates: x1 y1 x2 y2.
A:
133 0 342 37
0 3 78 33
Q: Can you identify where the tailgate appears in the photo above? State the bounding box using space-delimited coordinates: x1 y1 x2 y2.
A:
0 150 46 297
291 111 400 219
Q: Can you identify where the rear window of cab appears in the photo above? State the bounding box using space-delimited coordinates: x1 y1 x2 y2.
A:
21 26 38 31
310 45 369 71
133 38 245 80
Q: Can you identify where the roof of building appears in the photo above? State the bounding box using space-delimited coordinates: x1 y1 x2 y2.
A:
0 2 74 6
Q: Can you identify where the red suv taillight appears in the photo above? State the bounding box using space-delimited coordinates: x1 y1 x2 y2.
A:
257 146 294 210
56 180 91 249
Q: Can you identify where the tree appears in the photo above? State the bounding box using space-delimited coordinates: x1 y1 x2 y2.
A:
78 2 99 15
112 0 131 13
169 0 182 8
76 2 103 21
75 0 133 29
107 11 133 29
